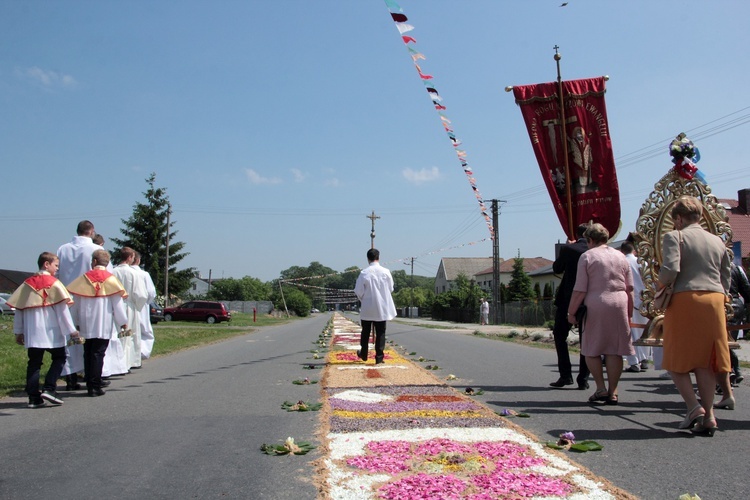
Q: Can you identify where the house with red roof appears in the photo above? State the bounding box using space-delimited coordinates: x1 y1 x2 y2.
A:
719 188 750 266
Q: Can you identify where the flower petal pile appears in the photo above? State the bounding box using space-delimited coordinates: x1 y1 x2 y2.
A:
319 313 631 499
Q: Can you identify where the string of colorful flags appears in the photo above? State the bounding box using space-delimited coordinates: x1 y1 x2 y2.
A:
383 0 494 239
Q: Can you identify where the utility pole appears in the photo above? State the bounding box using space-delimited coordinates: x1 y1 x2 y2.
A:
407 257 415 317
367 210 380 249
164 202 171 307
490 199 506 325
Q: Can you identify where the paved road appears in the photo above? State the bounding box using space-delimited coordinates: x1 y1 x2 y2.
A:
2 313 747 499
377 314 750 500
0 315 331 499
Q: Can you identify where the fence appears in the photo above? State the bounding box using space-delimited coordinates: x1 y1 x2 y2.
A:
498 299 554 326
220 300 274 315
432 299 555 326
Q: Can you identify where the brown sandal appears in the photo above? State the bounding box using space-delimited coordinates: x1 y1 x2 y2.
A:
588 389 608 403
606 394 619 405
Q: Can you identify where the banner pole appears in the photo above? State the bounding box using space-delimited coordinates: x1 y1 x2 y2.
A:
554 45 575 240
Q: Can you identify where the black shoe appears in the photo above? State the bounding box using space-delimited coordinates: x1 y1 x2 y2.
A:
100 380 111 387
41 391 64 405
577 381 590 390
356 350 367 361
64 383 82 391
375 359 384 365
550 378 574 388
27 399 46 409
736 374 744 384
88 388 106 397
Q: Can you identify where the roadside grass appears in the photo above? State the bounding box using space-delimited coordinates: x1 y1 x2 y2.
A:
0 312 295 398
471 330 558 350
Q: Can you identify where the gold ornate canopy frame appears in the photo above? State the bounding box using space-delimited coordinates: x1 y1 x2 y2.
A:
631 167 736 346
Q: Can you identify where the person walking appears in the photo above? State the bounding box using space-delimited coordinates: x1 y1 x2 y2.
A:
568 223 635 405
621 239 651 372
480 298 489 325
57 220 107 391
354 248 397 364
550 223 591 390
8 252 79 408
67 250 128 397
659 195 731 436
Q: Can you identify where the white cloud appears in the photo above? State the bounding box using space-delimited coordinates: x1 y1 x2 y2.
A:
291 168 306 182
245 168 282 185
16 66 78 89
325 177 341 187
402 166 441 185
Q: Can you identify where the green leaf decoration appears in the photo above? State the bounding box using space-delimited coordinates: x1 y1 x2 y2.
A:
569 440 603 453
260 441 316 456
281 400 323 412
292 379 318 385
545 442 565 450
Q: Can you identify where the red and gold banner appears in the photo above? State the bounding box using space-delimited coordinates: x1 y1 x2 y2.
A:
512 77 620 239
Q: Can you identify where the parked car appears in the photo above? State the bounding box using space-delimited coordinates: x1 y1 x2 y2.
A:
163 301 231 324
0 295 15 315
149 302 164 324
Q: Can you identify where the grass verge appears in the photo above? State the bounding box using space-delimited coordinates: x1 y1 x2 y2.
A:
0 313 295 398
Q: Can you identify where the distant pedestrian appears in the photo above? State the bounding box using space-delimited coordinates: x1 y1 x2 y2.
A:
7 252 79 408
480 298 489 325
354 248 397 364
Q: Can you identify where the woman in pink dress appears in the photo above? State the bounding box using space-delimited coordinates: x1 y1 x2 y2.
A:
568 223 635 405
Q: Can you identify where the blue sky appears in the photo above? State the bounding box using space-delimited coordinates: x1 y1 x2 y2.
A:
2 0 749 282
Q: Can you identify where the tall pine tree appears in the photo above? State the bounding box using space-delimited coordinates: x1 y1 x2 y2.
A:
111 173 195 298
507 254 535 302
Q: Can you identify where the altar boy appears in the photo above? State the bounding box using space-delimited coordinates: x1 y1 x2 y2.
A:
67 250 128 397
7 252 78 408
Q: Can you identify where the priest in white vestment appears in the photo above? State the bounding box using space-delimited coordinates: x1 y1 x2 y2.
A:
133 252 157 359
113 247 149 369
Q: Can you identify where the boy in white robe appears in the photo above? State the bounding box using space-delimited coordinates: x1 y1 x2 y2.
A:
67 250 129 397
113 247 148 369
8 253 79 408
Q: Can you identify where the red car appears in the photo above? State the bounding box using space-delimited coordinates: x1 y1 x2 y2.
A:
163 301 231 324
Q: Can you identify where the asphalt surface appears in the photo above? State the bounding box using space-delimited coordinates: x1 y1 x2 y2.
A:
2 313 748 499
0 315 331 499
379 314 750 500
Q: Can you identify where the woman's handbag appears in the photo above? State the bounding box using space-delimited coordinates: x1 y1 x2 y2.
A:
654 230 682 311
575 305 587 333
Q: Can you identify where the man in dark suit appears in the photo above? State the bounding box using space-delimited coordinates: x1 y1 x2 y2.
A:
550 223 590 389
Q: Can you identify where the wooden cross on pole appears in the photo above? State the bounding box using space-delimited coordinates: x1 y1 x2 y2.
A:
367 210 380 249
